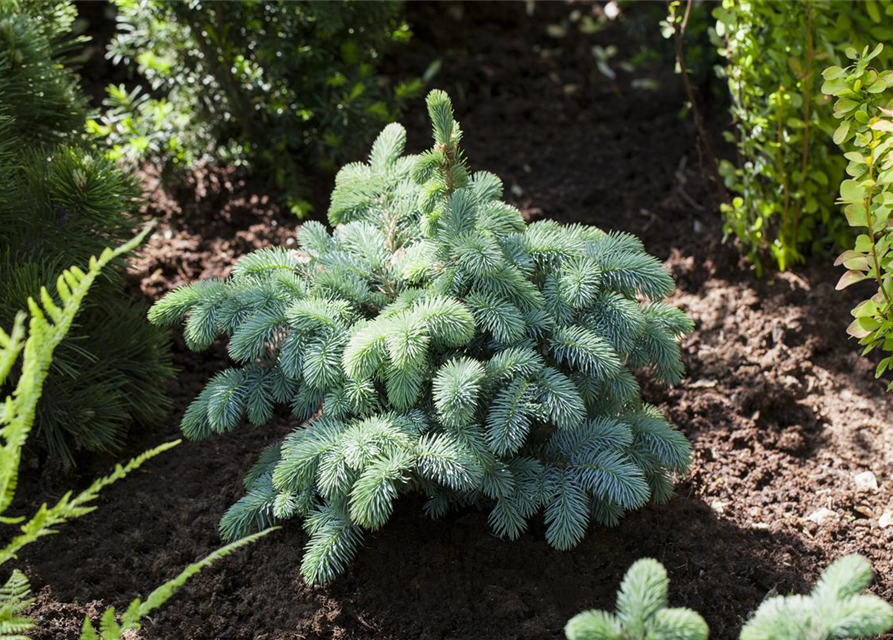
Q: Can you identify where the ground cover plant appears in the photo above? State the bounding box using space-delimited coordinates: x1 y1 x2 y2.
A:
713 0 893 273
0 0 172 462
97 0 417 215
150 89 694 584
0 228 275 639
565 555 893 640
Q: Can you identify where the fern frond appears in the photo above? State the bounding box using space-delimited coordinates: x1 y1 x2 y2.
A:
0 226 154 533
137 528 277 618
0 570 34 640
1 440 178 567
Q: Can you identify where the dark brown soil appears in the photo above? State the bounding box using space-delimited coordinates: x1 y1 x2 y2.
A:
13 2 893 639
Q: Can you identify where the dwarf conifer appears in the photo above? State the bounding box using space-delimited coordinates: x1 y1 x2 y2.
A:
151 90 694 584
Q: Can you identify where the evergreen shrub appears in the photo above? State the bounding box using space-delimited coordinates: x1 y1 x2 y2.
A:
151 90 694 584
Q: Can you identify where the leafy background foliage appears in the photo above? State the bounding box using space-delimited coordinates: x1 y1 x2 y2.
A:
96 0 418 215
824 45 893 387
0 0 172 462
152 90 694 584
713 0 893 273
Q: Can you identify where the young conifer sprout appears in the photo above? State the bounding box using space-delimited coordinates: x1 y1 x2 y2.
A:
565 558 708 640
151 90 694 584
741 555 893 640
566 555 892 640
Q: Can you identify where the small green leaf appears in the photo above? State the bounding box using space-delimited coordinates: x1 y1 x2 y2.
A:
840 179 864 203
821 77 849 96
835 249 860 266
853 299 878 318
845 203 867 227
847 318 876 339
837 270 869 290
835 98 859 114
867 79 887 93
843 255 870 270
833 120 851 146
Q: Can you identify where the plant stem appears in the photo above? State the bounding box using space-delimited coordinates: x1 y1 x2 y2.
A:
789 8 813 253
864 155 893 310
667 0 729 207
775 85 791 260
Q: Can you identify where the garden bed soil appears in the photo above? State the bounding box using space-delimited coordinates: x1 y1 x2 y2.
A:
14 2 893 639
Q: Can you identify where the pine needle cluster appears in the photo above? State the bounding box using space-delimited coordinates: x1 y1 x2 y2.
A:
152 90 694 584
566 555 893 640
0 0 86 148
0 0 173 462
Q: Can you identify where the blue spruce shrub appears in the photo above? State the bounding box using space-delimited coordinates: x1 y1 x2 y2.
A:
151 91 694 584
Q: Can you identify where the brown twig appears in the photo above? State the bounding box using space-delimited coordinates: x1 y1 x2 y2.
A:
667 0 729 207
789 8 814 253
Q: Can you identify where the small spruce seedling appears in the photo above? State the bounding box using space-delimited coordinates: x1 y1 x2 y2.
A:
565 558 708 640
740 554 893 640
152 90 694 584
566 555 893 640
